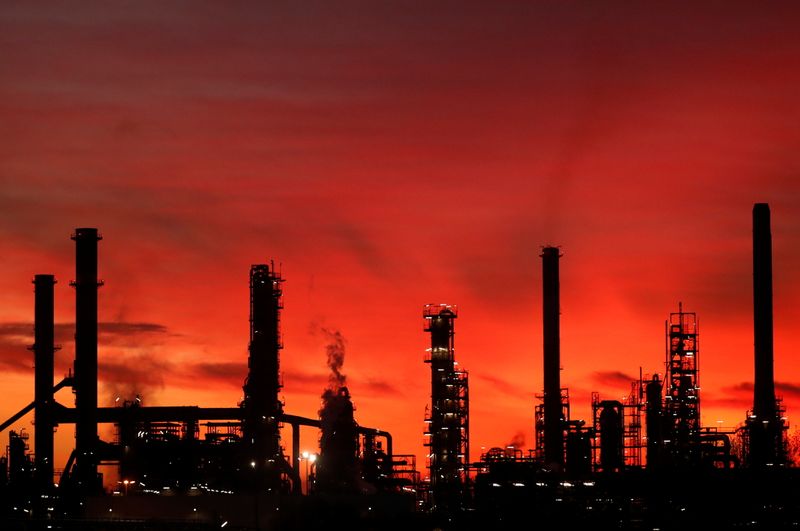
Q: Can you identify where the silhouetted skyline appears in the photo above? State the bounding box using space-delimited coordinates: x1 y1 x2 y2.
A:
3 2 800 507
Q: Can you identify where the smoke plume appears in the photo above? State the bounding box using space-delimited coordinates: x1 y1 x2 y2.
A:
506 431 526 450
311 325 359 491
317 325 350 427
100 353 169 405
314 326 347 390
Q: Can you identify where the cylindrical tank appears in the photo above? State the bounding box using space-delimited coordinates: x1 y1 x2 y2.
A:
645 375 663 469
565 428 592 476
599 402 624 472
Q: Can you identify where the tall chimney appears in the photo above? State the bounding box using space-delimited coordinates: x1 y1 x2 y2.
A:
72 228 102 492
753 203 776 420
748 203 786 467
541 246 563 468
33 274 56 492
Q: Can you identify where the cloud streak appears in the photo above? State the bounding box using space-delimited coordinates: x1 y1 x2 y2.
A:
593 371 637 389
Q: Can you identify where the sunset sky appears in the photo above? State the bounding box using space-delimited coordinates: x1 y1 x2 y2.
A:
2 2 800 478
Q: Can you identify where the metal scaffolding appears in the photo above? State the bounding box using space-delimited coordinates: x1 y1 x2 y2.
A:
423 304 469 512
663 304 700 464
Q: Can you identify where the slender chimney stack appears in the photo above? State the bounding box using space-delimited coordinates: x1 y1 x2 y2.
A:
752 203 776 420
747 203 787 467
72 228 102 492
33 274 56 491
541 246 563 468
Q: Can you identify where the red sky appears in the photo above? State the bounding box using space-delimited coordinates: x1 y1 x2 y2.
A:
3 1 800 477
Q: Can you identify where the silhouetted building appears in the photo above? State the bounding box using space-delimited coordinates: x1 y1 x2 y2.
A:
423 304 469 511
241 263 286 491
745 202 787 467
664 304 700 466
32 274 57 494
541 246 564 470
71 228 102 494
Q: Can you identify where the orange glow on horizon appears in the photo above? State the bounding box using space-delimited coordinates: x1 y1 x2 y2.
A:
2 1 800 482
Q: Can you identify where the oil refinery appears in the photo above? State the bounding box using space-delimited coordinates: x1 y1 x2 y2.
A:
1 203 798 530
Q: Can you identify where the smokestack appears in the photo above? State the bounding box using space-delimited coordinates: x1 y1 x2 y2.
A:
33 274 56 492
753 203 776 419
748 203 785 467
72 228 102 492
541 246 563 468
242 263 283 489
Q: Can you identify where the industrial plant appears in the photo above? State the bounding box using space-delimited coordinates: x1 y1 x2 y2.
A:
1 203 799 530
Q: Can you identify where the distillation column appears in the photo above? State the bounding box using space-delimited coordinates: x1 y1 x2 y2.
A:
242 263 284 490
72 228 102 493
423 304 468 512
664 304 700 465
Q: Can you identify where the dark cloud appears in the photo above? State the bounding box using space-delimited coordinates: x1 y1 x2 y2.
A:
725 382 752 395
188 361 246 387
475 373 531 400
0 343 33 373
778 382 800 398
0 323 42 373
333 223 390 278
0 320 173 399
151 362 330 393
359 377 401 397
182 361 401 399
593 370 637 388
701 394 751 411
0 321 169 341
0 323 35 336
723 381 800 402
283 370 328 388
97 322 169 335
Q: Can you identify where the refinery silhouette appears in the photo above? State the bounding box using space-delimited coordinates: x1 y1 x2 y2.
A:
0 203 798 530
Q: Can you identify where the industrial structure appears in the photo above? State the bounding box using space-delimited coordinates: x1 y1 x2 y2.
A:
0 229 416 529
744 203 788 468
651 305 703 467
422 304 469 512
241 263 289 491
31 274 58 496
72 228 102 495
540 247 563 470
533 247 592 475
1 203 798 530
